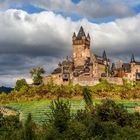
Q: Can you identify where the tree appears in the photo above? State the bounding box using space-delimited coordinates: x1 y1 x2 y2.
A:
48 99 71 133
82 87 93 111
105 64 110 77
30 67 45 85
24 113 35 140
15 79 29 92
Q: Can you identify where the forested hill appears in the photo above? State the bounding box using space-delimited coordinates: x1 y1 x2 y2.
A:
0 86 13 93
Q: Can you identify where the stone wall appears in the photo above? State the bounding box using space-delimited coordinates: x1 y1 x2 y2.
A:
43 75 123 86
43 75 68 85
103 77 123 85
130 63 140 81
97 63 105 77
73 77 99 86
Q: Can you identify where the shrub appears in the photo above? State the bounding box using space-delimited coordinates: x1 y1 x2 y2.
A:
15 79 29 92
95 99 132 126
0 92 7 99
23 113 36 140
82 87 93 110
48 99 71 133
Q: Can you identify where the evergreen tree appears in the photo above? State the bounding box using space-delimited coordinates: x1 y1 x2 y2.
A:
82 87 93 111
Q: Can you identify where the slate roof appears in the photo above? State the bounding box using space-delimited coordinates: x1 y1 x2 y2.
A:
62 60 73 65
131 53 135 63
122 63 131 72
51 68 61 74
135 62 140 65
76 26 86 39
94 54 104 65
102 50 107 60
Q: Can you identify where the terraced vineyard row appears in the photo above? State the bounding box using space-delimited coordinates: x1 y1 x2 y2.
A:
4 99 140 124
4 100 86 124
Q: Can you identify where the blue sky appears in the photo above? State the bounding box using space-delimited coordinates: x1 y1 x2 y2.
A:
7 0 140 23
0 0 140 86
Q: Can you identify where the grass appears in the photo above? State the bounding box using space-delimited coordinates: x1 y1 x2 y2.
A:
4 99 140 124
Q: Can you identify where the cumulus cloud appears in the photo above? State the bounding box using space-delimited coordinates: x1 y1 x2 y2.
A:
0 0 139 18
31 0 135 18
0 9 140 86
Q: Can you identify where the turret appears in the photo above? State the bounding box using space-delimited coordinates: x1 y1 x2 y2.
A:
131 53 135 63
87 33 90 40
103 50 109 65
72 32 76 41
111 63 116 71
103 50 107 61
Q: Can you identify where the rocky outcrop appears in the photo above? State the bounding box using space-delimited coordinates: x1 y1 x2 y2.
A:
0 107 19 116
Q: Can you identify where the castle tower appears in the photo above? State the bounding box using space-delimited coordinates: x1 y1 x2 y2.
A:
103 50 107 61
72 26 90 67
131 53 135 63
102 50 108 65
130 53 136 81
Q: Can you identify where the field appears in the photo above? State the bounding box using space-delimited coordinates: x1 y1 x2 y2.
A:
4 99 140 124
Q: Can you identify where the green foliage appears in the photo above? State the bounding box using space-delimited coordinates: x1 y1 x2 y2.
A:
105 64 110 76
82 87 93 110
23 113 35 140
48 99 71 133
0 92 7 100
33 75 43 86
64 121 89 140
15 79 29 92
2 99 140 139
95 99 133 126
0 114 21 140
123 79 134 90
30 67 45 85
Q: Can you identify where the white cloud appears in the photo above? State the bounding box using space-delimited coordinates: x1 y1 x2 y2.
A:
0 0 138 18
0 9 140 86
32 0 134 18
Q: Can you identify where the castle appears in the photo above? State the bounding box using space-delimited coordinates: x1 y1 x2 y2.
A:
43 27 140 85
111 54 140 81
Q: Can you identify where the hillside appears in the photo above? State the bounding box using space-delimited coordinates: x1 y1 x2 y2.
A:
0 86 13 94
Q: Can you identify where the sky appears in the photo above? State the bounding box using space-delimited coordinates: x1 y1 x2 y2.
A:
0 0 140 87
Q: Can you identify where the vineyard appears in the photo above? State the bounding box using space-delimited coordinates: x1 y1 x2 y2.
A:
4 99 140 124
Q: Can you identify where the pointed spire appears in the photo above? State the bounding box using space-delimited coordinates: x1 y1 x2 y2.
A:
131 53 135 63
111 63 116 71
77 26 85 38
58 62 62 67
103 50 107 60
73 32 76 38
87 33 90 39
66 56 69 61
